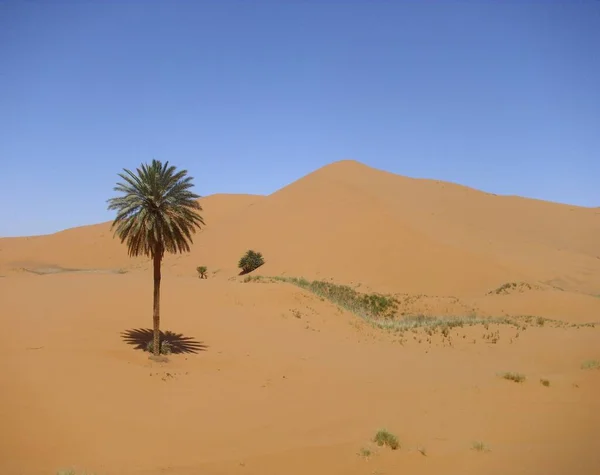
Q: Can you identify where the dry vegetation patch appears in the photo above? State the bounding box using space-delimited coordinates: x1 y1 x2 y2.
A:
581 360 600 370
242 276 599 346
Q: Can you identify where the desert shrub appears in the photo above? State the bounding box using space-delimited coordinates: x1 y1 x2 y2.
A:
472 441 489 452
146 340 173 355
500 372 526 383
238 250 265 274
373 429 399 450
357 447 372 458
196 266 208 279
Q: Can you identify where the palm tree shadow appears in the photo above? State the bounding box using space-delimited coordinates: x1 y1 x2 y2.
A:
121 328 208 354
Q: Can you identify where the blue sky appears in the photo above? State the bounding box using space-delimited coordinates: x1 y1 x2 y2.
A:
1 1 599 237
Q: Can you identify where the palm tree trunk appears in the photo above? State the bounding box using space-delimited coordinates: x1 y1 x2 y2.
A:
152 252 161 357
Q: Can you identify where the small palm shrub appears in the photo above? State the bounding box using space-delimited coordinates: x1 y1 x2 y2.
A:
196 266 208 279
238 250 265 274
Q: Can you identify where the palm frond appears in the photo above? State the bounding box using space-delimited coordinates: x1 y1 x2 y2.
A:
106 159 205 258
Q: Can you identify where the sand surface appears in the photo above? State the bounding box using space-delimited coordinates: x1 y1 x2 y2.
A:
1 160 599 474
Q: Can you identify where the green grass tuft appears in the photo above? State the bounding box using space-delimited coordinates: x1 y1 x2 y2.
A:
373 429 400 450
357 447 372 458
472 441 490 452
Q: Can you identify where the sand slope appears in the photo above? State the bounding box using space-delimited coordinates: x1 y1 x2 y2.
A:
176 161 600 301
1 273 599 475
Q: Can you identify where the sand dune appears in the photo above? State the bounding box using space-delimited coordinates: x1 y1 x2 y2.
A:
1 160 599 474
0 193 263 275
3 161 599 290
5 159 597 316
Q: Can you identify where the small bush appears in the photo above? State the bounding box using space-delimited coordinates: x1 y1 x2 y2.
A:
196 266 208 279
540 378 550 387
472 441 489 452
500 372 526 383
373 429 399 450
238 250 265 274
146 340 173 355
357 447 372 458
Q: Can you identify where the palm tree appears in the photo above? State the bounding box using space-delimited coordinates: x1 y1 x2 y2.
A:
107 159 205 358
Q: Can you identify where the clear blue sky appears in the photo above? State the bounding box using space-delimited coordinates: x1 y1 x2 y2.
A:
1 1 599 237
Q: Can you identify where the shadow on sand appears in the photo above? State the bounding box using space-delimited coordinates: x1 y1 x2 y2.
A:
121 328 208 354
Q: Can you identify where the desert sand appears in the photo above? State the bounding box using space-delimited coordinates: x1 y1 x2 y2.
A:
1 160 599 475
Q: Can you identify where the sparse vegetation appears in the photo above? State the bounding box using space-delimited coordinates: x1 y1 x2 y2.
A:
146 339 173 355
472 441 489 452
243 276 514 330
373 429 399 450
581 359 600 370
107 159 205 357
238 250 265 274
488 281 534 295
540 378 550 387
196 265 208 279
242 275 600 335
377 314 511 332
358 447 372 458
244 276 398 319
500 372 526 383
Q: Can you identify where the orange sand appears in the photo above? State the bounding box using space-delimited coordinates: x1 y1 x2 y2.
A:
1 160 599 474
